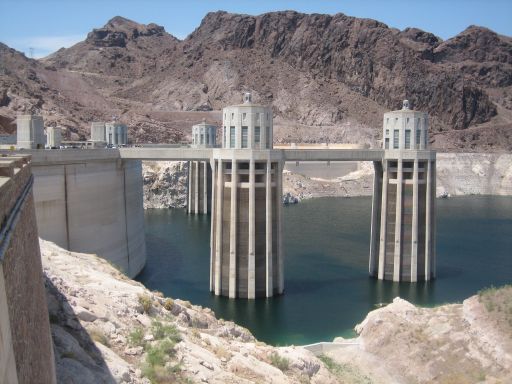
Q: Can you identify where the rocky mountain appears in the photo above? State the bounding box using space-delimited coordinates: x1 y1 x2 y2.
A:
1 12 511 149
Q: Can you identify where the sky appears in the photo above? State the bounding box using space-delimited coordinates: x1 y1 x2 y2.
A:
1 0 511 58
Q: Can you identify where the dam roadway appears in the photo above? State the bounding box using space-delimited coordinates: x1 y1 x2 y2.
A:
118 147 385 162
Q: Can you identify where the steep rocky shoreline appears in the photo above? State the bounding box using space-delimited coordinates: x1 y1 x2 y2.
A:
42 239 338 383
41 239 512 383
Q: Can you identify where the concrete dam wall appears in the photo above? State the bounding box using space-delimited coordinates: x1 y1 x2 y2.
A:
0 155 56 384
30 152 146 277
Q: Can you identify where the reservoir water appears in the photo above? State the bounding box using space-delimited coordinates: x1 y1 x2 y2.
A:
137 196 512 345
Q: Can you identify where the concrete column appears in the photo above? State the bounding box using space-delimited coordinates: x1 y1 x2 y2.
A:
229 160 238 298
425 160 432 280
432 160 437 278
393 159 403 282
369 161 382 276
277 161 284 294
378 160 388 280
194 161 199 214
265 160 273 297
214 159 223 295
209 159 216 292
187 162 192 214
411 159 419 282
203 162 208 214
248 159 256 299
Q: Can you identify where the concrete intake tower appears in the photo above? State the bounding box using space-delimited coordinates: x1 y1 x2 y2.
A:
210 93 284 298
188 121 216 214
369 100 436 282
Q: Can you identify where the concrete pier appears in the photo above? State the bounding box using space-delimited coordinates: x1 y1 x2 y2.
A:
187 121 216 214
369 100 436 282
187 161 211 214
210 93 284 298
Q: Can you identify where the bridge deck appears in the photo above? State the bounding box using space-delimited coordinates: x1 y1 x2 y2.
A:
3 148 385 164
119 148 384 162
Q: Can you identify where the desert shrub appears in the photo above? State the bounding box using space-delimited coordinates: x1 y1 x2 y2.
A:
128 327 145 347
138 294 153 314
270 352 290 371
164 298 174 311
151 321 181 343
89 328 110 347
142 339 180 383
318 354 373 384
212 345 231 360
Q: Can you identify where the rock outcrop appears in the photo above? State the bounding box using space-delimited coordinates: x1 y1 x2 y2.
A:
41 239 340 383
325 289 512 383
142 161 189 209
1 12 511 150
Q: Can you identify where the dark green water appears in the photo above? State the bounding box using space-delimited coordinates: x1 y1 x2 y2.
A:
137 196 512 346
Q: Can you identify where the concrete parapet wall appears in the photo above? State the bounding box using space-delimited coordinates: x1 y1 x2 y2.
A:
0 155 56 384
0 264 18 384
303 341 360 356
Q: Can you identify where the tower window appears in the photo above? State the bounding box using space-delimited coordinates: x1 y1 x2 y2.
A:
385 138 389 149
230 126 235 148
393 129 399 149
200 133 204 145
241 126 248 148
254 126 260 145
416 129 421 148
405 130 411 149
266 126 270 148
385 129 389 136
242 113 246 120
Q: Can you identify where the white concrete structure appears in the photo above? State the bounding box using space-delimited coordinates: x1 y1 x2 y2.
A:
188 121 217 214
221 92 273 150
90 121 128 146
30 154 146 277
105 122 128 146
210 93 284 298
191 121 217 148
16 115 45 149
90 122 106 143
46 126 62 148
369 100 436 282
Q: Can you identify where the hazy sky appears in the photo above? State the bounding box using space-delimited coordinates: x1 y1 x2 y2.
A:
1 0 511 58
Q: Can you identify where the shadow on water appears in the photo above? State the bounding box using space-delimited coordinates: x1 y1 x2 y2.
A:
137 196 512 345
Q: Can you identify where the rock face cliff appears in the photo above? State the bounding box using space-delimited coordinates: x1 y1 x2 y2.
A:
142 161 189 209
1 12 511 149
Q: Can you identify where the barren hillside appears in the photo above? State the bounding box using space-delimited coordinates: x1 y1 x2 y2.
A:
1 12 511 149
